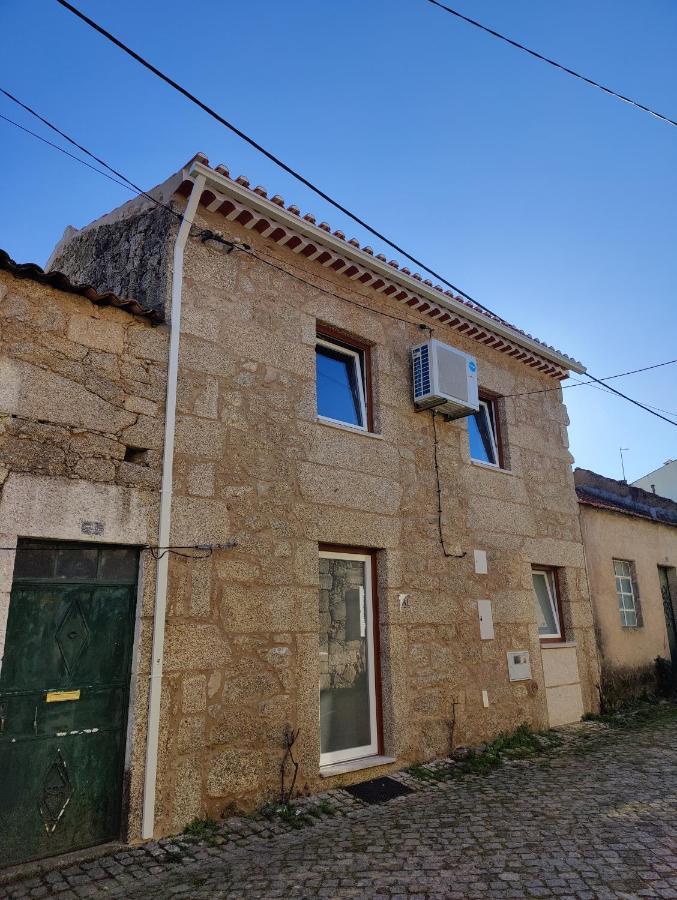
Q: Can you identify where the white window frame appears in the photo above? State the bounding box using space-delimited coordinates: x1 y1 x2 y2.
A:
319 550 378 768
469 399 499 467
532 568 562 639
316 337 368 432
613 559 639 627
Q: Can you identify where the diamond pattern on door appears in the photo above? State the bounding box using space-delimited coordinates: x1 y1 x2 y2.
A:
39 751 73 833
55 600 90 675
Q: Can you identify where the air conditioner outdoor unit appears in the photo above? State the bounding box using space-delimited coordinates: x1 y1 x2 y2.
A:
411 339 479 419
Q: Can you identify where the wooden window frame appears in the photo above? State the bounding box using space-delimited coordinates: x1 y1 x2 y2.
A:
318 544 383 763
469 391 505 469
316 325 374 433
532 565 565 643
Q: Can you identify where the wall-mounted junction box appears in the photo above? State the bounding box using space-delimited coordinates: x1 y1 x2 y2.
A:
477 600 494 640
507 650 532 682
473 549 488 575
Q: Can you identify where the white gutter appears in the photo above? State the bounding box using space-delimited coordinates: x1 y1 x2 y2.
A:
142 174 206 840
186 160 585 375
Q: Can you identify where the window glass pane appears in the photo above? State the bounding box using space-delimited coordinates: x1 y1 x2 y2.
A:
55 547 98 580
532 571 559 636
316 344 364 427
99 547 138 583
319 557 371 756
13 544 56 579
468 404 497 465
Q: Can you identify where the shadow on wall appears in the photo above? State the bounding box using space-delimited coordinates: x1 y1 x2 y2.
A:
599 657 677 712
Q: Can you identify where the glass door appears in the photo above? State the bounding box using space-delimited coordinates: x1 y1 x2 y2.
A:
319 551 378 766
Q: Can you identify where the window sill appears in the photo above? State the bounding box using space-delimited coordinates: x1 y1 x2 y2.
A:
541 641 577 649
470 459 512 474
320 754 396 778
317 417 383 440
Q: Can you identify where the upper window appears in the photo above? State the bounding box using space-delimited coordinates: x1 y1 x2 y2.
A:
316 335 368 430
532 567 562 640
468 397 500 467
614 559 640 627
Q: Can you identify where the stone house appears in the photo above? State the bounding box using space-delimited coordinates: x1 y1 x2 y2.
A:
1 153 598 865
575 468 677 699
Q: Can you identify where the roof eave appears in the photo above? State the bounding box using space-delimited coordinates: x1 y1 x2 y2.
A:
185 160 585 375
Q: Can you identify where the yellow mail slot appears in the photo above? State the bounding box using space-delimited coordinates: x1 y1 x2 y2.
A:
45 689 81 703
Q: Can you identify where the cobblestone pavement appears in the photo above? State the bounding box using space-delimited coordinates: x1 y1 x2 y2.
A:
3 718 677 899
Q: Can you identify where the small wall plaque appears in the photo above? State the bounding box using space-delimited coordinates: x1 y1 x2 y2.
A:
80 521 104 536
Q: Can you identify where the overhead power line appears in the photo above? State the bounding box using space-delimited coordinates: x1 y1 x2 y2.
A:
2 88 675 429
52 0 503 320
504 358 677 399
424 0 677 129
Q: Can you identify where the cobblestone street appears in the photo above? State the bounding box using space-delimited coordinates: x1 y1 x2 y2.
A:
3 718 677 899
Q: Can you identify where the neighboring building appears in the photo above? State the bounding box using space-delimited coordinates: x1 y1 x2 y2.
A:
575 469 677 698
633 458 677 503
1 154 598 864
0 249 166 865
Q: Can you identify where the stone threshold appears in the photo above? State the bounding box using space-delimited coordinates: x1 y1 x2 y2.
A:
320 754 397 778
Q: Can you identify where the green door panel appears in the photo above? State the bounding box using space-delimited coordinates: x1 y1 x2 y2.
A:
1 585 135 690
0 564 137 867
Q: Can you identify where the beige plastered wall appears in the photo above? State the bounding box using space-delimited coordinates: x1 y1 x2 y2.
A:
150 201 600 837
0 270 167 842
579 504 677 670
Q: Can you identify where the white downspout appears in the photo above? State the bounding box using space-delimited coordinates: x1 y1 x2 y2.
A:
141 174 206 840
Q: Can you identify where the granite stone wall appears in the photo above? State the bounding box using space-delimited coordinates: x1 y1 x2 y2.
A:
146 201 599 835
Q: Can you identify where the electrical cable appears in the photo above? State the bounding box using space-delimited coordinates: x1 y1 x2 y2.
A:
0 111 134 192
503 358 677 399
431 411 467 559
424 0 677 129
52 0 505 320
2 88 675 428
577 373 677 426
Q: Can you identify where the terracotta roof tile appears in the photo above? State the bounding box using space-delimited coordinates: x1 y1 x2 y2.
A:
0 249 164 324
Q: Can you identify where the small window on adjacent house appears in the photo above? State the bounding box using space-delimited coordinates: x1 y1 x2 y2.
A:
532 567 562 640
614 559 640 627
316 336 368 430
468 397 500 467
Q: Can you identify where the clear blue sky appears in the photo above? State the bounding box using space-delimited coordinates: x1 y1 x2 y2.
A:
2 0 675 483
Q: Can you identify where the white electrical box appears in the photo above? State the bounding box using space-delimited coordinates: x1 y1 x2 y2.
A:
411 339 479 419
477 600 494 640
474 549 488 575
507 650 532 682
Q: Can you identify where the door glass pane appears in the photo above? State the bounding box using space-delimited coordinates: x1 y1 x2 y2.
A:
12 545 56 580
55 547 98 580
99 547 138 583
320 557 372 757
316 345 364 426
532 571 559 636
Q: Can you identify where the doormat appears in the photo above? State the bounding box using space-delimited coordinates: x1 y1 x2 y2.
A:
344 776 414 804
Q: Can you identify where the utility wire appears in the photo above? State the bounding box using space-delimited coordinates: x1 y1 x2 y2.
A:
0 111 133 191
52 0 504 321
569 376 677 419
424 0 677 129
0 87 238 251
3 87 675 429
503 358 677 399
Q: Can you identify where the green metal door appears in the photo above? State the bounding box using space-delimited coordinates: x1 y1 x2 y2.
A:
0 541 138 867
659 566 677 664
